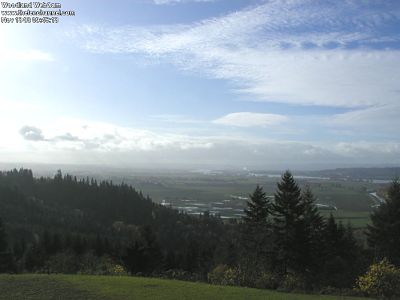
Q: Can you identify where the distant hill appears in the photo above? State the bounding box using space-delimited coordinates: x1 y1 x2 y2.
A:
300 167 400 181
0 168 225 278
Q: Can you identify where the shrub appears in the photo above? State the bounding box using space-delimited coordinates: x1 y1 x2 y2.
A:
277 273 306 293
156 269 200 281
41 252 128 276
320 286 364 297
356 258 400 299
208 264 238 286
78 254 128 276
41 252 79 274
254 271 279 289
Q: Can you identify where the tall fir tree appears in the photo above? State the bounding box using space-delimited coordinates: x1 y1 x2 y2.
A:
367 178 400 265
241 185 272 274
0 218 7 252
243 185 270 226
272 171 306 275
300 186 325 276
321 214 360 288
0 218 7 253
0 218 15 273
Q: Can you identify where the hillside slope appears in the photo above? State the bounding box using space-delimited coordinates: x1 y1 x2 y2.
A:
0 274 365 300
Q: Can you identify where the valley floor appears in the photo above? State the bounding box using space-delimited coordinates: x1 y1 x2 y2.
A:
0 274 367 300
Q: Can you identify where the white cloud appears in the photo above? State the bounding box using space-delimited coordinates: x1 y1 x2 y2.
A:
75 0 400 108
327 104 400 138
332 105 400 128
213 112 288 127
19 126 45 141
0 117 397 169
17 118 214 152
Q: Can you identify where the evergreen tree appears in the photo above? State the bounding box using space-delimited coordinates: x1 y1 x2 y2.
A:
321 214 360 288
51 233 62 255
0 218 15 273
300 186 325 277
367 178 400 265
243 185 270 225
123 226 163 275
241 185 272 274
42 230 52 255
0 218 6 253
13 238 27 261
272 171 305 274
94 234 105 257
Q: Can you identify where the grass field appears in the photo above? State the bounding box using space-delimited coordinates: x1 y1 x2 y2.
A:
0 274 366 300
116 172 381 226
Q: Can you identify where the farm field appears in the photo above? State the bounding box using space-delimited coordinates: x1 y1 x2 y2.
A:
320 210 372 228
0 274 366 300
107 171 384 226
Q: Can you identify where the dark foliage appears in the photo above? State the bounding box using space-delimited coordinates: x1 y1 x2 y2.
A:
0 218 15 273
0 168 226 276
241 185 272 281
272 171 306 275
367 178 400 265
0 168 387 294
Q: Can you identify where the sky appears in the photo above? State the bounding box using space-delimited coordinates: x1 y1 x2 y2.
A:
0 0 400 170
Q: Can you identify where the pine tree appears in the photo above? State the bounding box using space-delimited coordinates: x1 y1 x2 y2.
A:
367 178 400 265
272 171 305 274
241 185 272 276
0 218 6 253
300 186 325 275
95 234 105 257
243 185 270 225
0 218 15 273
321 214 360 288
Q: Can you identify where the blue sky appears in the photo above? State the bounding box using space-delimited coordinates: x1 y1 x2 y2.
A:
0 0 400 169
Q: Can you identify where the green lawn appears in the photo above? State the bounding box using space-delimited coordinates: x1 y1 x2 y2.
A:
0 274 366 300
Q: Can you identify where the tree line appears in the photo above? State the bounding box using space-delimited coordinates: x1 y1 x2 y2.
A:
1 168 400 297
236 171 363 290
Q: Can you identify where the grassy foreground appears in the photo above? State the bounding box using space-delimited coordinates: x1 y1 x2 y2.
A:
0 274 366 300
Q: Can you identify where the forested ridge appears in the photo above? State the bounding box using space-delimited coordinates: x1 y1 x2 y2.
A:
1 168 400 298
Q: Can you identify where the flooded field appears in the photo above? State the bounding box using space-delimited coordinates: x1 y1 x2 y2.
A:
101 170 391 225
162 195 250 218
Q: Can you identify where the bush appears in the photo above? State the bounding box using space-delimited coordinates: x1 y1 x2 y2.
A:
41 252 79 274
356 258 400 299
208 264 238 286
79 254 128 276
277 273 306 293
254 272 279 289
320 286 364 297
41 252 128 276
157 269 200 281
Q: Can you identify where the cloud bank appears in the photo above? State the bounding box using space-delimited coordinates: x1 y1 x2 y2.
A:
12 119 400 169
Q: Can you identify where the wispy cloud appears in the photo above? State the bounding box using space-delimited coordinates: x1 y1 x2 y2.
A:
213 112 288 127
73 0 400 109
149 114 203 124
56 0 400 166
